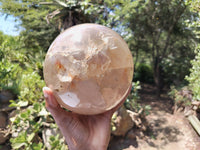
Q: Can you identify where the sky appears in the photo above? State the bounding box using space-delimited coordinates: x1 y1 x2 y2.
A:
0 12 21 36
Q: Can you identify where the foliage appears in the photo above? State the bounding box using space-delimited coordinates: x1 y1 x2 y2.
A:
0 32 23 94
10 102 46 150
169 86 193 107
167 0 200 110
161 55 192 86
0 0 60 52
0 32 66 149
125 81 151 115
124 81 141 112
104 0 199 95
0 0 105 52
185 0 200 101
18 70 45 104
49 134 68 150
133 63 154 84
186 46 200 101
39 0 105 31
9 100 67 150
125 81 152 115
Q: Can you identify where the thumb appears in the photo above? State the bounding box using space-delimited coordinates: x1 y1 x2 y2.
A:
43 87 73 127
42 87 61 112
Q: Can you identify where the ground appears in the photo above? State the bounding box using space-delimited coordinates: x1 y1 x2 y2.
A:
108 84 200 150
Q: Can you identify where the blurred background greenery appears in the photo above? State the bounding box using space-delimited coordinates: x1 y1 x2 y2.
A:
0 0 200 149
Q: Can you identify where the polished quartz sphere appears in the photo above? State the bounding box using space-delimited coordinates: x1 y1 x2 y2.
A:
43 24 133 115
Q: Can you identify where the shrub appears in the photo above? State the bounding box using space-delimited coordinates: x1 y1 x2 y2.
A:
125 81 151 115
124 81 141 111
186 45 200 101
0 35 24 95
8 64 68 150
161 56 191 86
133 63 154 84
0 34 67 150
169 86 193 107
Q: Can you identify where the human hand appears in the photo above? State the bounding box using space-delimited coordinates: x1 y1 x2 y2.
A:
43 86 131 150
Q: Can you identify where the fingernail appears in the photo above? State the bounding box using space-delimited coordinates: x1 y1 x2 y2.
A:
43 87 49 98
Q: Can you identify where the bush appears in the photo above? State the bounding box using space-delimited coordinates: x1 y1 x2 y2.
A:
169 86 192 107
124 81 151 115
186 45 200 101
124 81 141 111
0 35 24 95
169 45 200 110
161 56 191 86
133 63 154 84
0 34 67 150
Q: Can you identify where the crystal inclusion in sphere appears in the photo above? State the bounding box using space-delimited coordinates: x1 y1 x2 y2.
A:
43 24 133 115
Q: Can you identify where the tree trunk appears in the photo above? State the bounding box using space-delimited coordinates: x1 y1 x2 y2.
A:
153 57 163 97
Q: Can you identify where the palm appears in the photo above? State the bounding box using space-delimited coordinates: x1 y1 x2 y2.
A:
43 86 131 150
57 112 112 150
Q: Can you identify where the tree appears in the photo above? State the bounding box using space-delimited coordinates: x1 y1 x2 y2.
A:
185 0 200 101
106 0 199 96
0 0 59 51
0 0 105 52
39 0 105 31
0 0 107 81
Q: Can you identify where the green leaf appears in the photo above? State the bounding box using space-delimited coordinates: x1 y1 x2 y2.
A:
10 117 16 122
33 102 41 112
18 101 28 107
27 133 35 143
61 144 67 150
39 107 49 116
12 142 26 149
31 142 43 150
9 100 18 107
54 0 68 7
20 112 28 119
11 132 27 149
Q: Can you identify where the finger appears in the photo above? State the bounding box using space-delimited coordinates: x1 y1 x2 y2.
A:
43 87 60 109
43 87 72 119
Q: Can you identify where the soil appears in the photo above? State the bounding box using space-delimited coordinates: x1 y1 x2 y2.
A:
108 84 200 150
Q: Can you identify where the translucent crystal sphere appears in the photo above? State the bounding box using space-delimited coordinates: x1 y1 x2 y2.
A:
43 24 133 115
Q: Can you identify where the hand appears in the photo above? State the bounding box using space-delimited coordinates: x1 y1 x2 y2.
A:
43 86 131 150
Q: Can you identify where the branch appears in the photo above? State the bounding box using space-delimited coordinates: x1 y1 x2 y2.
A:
161 1 187 59
54 0 69 8
38 2 54 5
46 9 61 24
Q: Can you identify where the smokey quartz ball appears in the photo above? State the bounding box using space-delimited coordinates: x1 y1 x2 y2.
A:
43 24 133 115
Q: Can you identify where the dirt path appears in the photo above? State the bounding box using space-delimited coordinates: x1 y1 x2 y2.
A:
109 84 200 150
